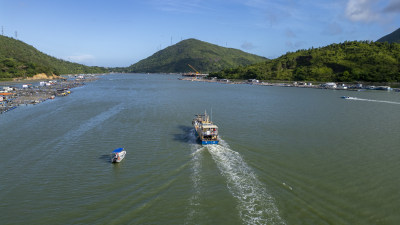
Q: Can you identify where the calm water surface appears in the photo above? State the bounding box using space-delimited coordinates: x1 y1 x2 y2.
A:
1 74 399 224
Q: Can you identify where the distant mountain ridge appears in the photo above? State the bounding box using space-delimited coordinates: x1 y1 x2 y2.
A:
126 38 267 73
377 28 400 43
0 35 106 80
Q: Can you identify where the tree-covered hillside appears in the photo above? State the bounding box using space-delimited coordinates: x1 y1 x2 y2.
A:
211 41 400 82
377 28 400 44
126 38 267 73
0 35 106 80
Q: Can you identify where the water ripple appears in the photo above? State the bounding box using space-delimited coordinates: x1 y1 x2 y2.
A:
208 140 286 225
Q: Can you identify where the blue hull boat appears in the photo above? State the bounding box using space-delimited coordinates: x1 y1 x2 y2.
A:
192 111 219 145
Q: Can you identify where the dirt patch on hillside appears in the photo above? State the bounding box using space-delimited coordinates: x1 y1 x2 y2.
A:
26 73 62 80
11 73 62 81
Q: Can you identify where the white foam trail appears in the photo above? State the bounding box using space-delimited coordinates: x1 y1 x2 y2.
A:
208 142 286 225
347 97 400 105
282 182 293 191
189 141 204 204
46 103 125 156
63 103 125 141
186 129 205 224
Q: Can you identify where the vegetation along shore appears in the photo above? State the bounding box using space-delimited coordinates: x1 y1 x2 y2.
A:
1 28 400 98
210 41 400 83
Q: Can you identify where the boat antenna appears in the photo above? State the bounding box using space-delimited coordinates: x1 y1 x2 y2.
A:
211 108 213 123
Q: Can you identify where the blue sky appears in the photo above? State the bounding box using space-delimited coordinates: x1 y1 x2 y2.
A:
1 0 399 67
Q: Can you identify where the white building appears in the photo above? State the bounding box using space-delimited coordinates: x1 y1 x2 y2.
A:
323 82 337 89
2 87 13 92
336 84 348 90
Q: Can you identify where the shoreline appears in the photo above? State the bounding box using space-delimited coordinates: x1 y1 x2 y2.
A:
178 77 400 92
0 75 99 114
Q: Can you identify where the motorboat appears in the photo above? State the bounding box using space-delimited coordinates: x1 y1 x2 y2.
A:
341 96 357 100
111 148 126 163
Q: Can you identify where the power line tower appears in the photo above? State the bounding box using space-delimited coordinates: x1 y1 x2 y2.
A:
1 26 3 36
15 31 18 39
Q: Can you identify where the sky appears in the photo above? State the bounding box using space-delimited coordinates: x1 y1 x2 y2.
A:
1 0 400 67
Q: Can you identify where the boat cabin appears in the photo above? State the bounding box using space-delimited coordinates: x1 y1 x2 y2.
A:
200 124 218 141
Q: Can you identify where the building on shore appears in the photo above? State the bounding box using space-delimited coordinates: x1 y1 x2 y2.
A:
322 82 337 89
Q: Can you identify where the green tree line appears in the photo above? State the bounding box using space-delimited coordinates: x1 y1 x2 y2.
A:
211 41 400 83
0 35 106 80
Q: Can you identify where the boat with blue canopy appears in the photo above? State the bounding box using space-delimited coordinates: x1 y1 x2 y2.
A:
111 148 126 163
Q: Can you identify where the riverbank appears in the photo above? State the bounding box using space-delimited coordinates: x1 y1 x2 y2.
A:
0 75 99 114
179 77 400 92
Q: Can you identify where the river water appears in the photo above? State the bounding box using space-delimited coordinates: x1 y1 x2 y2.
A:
1 74 399 225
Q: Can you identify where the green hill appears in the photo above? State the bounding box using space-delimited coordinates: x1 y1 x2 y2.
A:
126 38 267 73
211 41 400 83
0 35 106 80
377 28 400 43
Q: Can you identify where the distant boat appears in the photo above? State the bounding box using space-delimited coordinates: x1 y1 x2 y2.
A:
111 148 126 163
192 111 219 145
341 96 357 100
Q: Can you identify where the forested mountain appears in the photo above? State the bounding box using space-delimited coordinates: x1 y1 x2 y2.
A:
126 38 267 73
211 41 400 83
377 28 400 43
0 35 106 80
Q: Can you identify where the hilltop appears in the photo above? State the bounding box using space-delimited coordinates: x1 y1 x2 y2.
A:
125 38 267 73
377 28 400 43
0 35 106 80
211 41 400 83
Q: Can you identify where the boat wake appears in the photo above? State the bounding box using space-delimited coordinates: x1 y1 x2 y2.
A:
207 140 285 225
42 103 125 160
345 97 400 105
63 104 124 142
186 129 206 224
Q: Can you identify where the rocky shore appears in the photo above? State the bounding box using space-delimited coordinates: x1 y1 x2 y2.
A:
1 75 98 114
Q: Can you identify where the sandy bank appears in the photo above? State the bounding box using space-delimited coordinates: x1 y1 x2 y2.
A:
13 73 63 81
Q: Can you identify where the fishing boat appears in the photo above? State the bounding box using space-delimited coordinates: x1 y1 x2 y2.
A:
111 148 126 163
192 111 219 145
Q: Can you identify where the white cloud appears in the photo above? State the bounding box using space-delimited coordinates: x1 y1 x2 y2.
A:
66 54 95 65
285 28 296 38
322 22 343 36
149 0 206 13
243 0 293 26
384 0 400 13
286 41 306 49
345 0 379 22
241 41 255 50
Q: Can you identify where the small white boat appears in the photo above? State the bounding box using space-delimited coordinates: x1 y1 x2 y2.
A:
111 148 126 163
341 96 357 100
